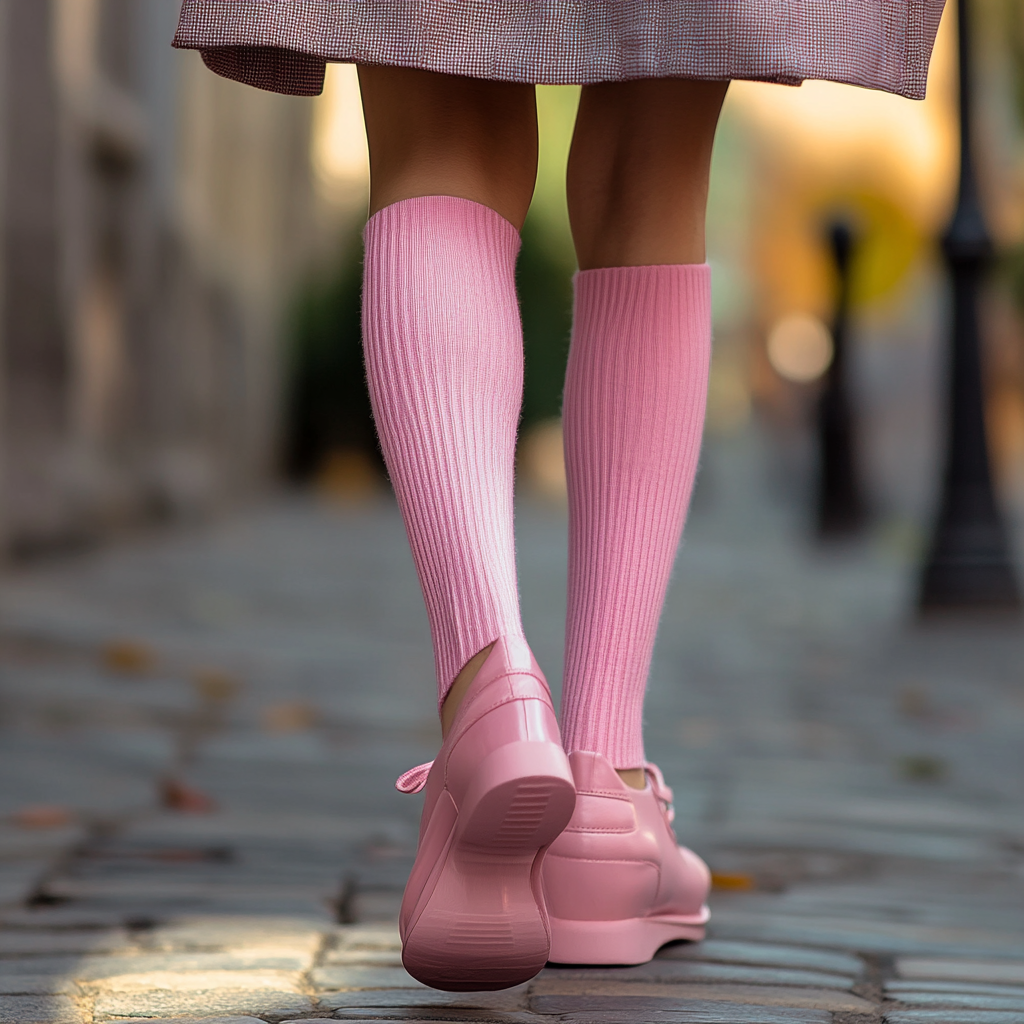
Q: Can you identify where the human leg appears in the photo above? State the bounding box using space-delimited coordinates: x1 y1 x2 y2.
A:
559 78 727 775
358 67 537 720
359 65 537 227
567 77 727 270
359 68 574 990
543 78 725 966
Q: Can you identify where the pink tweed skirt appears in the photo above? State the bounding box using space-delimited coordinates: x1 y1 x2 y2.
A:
174 0 946 100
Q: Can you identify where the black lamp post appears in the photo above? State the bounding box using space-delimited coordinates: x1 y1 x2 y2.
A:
918 0 1021 610
817 221 867 537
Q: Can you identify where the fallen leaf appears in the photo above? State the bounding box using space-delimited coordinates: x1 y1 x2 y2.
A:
101 640 156 676
13 805 74 829
160 778 217 813
262 702 318 733
191 668 242 704
711 872 756 891
897 754 948 782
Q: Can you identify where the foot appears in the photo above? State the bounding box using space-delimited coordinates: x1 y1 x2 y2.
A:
615 767 646 789
440 643 495 738
542 751 710 965
395 637 576 991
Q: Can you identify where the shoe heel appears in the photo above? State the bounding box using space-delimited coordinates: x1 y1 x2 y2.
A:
547 915 707 965
458 740 576 851
402 845 549 991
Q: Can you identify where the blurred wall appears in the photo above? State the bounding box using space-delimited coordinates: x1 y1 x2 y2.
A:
0 0 322 556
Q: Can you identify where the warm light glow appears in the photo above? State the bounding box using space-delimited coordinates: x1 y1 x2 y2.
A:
726 10 957 231
723 6 958 326
312 64 369 202
767 314 834 383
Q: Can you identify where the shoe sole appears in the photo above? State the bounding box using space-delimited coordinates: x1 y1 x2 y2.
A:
546 910 709 966
402 741 576 991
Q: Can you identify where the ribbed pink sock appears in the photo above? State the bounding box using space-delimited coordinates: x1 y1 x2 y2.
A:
560 264 712 768
361 196 526 706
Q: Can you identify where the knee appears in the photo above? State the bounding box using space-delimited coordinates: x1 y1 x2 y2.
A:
566 80 726 268
360 67 538 226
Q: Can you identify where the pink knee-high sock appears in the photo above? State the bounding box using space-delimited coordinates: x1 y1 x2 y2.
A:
560 264 711 768
361 196 526 706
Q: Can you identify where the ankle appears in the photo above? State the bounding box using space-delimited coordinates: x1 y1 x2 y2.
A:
616 767 646 790
440 643 496 738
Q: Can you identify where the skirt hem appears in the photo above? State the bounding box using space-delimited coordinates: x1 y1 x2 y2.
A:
174 0 945 100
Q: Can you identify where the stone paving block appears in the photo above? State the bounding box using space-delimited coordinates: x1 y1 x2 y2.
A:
761 877 1024 924
710 909 1024 958
528 978 875 1013
331 1014 543 1024
896 958 1024 984
89 898 334 922
884 1012 1024 1024
203 951 313 973
0 930 130 956
319 987 528 1013
661 939 862 977
0 958 79 977
74 953 314 980
540 960 854 989
889 991 1024 1010
0 976 76 996
140 920 326 955
0 908 128 930
122 812 376 850
42 879 334 908
705 821 996 862
555 1004 832 1023
85 970 301 993
347 892 403 925
322 951 402 967
770 892 1024 937
0 827 84 862
332 927 401 952
313 966 426 991
92 991 313 1021
780 796 1006 834
888 981 1024 998
111 1017 267 1024
326 1014 538 1024
329 1015 540 1024
0 735 165 821
0 864 47 905
0 995 83 1024
4 488 1024 1024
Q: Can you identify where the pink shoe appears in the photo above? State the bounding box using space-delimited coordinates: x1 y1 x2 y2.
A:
395 637 576 991
542 751 710 965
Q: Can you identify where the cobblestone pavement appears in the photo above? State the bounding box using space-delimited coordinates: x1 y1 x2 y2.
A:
1 433 1023 1024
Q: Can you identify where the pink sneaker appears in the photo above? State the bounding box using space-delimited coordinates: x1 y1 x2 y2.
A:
395 637 576 991
542 751 710 965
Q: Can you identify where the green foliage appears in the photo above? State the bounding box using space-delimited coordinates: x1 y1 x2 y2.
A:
1007 0 1024 129
283 228 378 481
1000 243 1024 315
987 2 1024 315
282 214 576 481
517 214 575 428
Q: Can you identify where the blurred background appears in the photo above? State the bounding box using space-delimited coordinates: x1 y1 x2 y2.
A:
1 0 1022 558
0 1 1023 998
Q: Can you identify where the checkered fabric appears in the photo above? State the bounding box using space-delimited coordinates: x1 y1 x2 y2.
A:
175 0 946 99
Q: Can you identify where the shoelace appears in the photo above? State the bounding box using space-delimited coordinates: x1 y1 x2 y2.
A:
395 761 433 794
645 762 675 823
396 757 675 821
